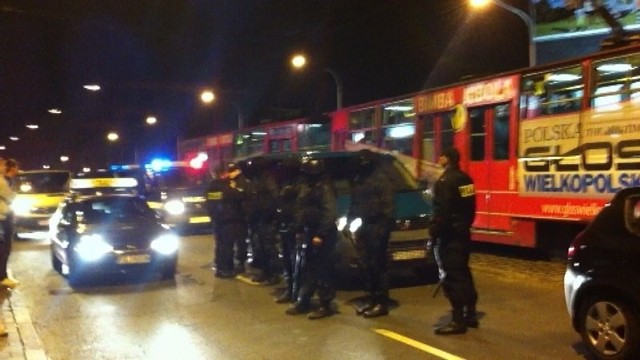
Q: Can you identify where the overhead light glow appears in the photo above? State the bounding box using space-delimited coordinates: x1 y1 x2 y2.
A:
597 63 635 73
385 105 413 111
83 84 101 91
26 124 39 130
547 73 581 82
9 137 19 141
48 109 62 114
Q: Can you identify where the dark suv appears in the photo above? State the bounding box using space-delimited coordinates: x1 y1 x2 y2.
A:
564 187 640 360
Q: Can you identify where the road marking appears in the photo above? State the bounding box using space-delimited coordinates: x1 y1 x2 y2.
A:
235 275 260 285
374 328 466 360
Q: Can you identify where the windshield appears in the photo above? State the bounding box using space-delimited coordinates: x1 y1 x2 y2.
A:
153 167 211 189
15 172 70 194
322 156 418 193
75 197 155 224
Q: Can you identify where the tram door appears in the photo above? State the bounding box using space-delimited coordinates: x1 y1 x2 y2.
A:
466 104 513 232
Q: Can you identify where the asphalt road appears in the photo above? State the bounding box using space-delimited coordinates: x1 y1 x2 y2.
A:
0 233 585 360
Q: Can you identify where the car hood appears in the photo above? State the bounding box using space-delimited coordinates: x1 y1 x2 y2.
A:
80 219 168 249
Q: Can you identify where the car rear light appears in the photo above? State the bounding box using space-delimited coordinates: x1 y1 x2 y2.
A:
567 230 586 260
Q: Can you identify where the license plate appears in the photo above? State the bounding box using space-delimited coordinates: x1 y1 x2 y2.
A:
392 249 427 261
38 219 50 226
189 216 211 224
117 254 151 264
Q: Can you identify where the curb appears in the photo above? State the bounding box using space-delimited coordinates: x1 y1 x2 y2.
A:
2 288 47 360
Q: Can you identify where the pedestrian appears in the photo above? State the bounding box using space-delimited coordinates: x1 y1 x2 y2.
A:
0 158 19 289
347 150 394 318
205 163 247 279
274 157 301 304
286 158 338 319
430 147 478 335
243 157 280 285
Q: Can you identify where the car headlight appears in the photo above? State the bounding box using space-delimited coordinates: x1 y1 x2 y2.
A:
336 216 348 231
349 218 362 233
11 198 35 216
151 233 179 255
75 234 113 261
164 200 185 215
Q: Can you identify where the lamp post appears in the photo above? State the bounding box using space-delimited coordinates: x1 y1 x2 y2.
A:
200 89 244 130
470 0 536 67
290 54 343 109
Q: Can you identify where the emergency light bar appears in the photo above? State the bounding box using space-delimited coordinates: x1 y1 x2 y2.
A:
70 177 138 190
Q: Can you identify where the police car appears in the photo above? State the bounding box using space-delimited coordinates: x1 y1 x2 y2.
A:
143 159 212 232
49 177 180 285
12 170 71 238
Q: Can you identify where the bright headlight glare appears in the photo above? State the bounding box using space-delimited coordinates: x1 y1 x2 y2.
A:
11 198 35 216
336 217 347 231
75 234 113 261
164 200 185 215
349 218 362 233
151 233 179 255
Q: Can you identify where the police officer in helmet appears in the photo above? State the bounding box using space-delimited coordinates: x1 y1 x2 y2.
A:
206 162 247 278
430 147 478 335
286 157 338 319
348 150 394 318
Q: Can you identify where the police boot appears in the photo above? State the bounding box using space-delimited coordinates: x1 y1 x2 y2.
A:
464 307 479 328
362 303 389 318
275 288 293 304
285 301 310 315
355 302 372 316
435 310 467 335
307 303 334 320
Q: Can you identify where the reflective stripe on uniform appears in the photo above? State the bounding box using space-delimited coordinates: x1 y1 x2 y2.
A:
458 184 475 197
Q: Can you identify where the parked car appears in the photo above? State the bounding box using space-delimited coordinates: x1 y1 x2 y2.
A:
564 187 640 360
50 178 179 286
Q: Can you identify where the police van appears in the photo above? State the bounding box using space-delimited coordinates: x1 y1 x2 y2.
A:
242 151 434 276
142 159 213 232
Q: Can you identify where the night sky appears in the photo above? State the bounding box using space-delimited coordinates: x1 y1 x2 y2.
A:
0 0 529 169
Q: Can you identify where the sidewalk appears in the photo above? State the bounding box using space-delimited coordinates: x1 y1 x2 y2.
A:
0 288 46 360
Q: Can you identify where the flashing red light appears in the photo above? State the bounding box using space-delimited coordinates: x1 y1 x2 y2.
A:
189 158 204 169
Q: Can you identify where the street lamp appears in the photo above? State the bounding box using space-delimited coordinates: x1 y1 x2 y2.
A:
290 54 343 109
470 0 536 67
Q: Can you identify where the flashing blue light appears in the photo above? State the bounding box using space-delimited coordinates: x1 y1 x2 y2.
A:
148 158 173 172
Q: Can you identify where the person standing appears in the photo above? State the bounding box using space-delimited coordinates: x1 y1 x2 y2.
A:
348 150 394 318
286 158 338 319
0 158 19 289
206 163 247 279
430 147 478 335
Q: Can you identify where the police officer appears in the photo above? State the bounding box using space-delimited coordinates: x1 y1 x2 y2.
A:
206 163 247 278
274 158 301 303
430 147 478 335
243 157 280 285
286 158 338 319
348 150 394 318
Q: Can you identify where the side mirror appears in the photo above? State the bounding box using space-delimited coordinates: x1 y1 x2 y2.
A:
624 194 640 236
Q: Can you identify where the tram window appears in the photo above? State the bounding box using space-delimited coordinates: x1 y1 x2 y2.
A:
422 115 435 162
299 123 331 151
493 104 510 160
469 108 486 161
349 108 376 129
383 124 414 156
383 100 414 126
521 65 583 118
441 112 454 151
349 130 376 145
592 53 640 110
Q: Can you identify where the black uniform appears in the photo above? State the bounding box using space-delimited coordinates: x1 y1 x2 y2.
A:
244 161 280 285
275 184 299 303
431 148 478 334
349 151 394 318
206 172 247 278
286 159 338 319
